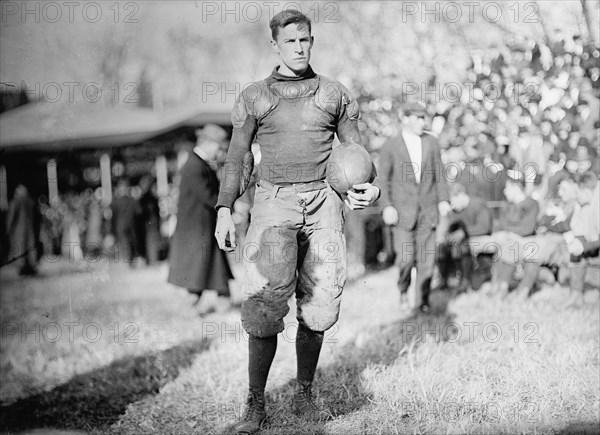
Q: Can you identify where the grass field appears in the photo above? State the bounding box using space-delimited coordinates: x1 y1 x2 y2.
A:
1 257 599 435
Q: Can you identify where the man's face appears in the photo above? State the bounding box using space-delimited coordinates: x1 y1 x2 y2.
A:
201 140 221 162
403 114 426 135
272 23 313 75
557 180 577 202
450 191 469 212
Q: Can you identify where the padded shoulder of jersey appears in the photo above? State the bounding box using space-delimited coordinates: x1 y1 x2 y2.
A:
314 76 360 121
231 80 278 127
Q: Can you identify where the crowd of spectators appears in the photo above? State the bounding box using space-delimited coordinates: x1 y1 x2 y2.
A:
440 32 599 194
1 177 164 274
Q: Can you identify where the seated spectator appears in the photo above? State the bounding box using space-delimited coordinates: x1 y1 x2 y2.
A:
437 183 493 292
565 172 600 304
489 171 540 296
544 151 569 201
513 176 578 297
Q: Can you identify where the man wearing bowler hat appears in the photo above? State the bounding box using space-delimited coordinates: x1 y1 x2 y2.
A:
379 102 450 313
214 9 380 434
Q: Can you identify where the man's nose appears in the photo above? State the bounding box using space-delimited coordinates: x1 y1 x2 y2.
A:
294 40 303 52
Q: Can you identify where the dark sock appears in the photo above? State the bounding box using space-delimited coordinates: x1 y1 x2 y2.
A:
296 323 324 384
248 334 277 392
460 254 473 283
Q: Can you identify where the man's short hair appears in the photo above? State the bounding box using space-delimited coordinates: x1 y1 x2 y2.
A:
577 171 598 189
270 9 311 41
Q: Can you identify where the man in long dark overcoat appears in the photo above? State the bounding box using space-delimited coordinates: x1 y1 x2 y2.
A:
7 184 39 275
168 124 232 303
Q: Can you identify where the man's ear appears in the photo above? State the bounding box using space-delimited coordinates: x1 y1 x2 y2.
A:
270 39 279 54
310 35 314 47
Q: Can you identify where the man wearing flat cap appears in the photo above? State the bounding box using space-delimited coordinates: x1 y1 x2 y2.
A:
379 101 450 313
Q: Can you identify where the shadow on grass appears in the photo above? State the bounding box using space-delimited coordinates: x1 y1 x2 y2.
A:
0 338 212 433
219 289 457 435
555 422 600 435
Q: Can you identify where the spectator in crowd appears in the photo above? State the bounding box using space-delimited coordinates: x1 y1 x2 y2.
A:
111 179 142 266
138 176 161 265
513 176 578 297
6 184 38 275
489 171 540 296
380 102 450 313
61 192 85 261
168 124 232 308
84 190 103 257
565 171 600 304
437 182 493 292
544 151 569 200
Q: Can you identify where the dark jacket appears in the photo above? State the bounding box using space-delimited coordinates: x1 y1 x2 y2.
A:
494 197 539 237
168 153 232 294
448 196 493 237
379 130 449 231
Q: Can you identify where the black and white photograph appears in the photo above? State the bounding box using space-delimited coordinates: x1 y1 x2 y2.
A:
1 1 599 434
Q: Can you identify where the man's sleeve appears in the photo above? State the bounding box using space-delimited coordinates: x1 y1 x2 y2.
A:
335 84 380 195
215 93 258 211
577 236 600 253
469 200 493 236
378 139 394 208
432 139 449 203
513 199 539 237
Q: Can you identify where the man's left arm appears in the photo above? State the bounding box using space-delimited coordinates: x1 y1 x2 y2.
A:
336 85 380 209
431 137 450 216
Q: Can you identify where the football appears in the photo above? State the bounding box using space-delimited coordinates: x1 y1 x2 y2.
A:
326 140 373 194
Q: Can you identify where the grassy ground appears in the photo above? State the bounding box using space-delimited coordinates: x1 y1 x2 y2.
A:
1 258 599 434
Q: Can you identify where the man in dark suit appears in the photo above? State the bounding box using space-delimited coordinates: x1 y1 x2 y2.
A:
379 102 450 313
168 124 232 308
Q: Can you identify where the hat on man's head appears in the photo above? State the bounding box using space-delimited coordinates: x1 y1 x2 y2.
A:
195 124 227 144
402 101 427 117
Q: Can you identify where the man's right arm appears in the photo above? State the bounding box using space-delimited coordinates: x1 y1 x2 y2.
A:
215 113 258 211
214 92 258 251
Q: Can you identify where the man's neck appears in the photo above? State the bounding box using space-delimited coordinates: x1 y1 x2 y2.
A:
271 65 316 81
402 129 421 141
402 128 420 138
278 63 305 77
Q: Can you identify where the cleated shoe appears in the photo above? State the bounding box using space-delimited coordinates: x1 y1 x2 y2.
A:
292 381 325 422
234 390 267 434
